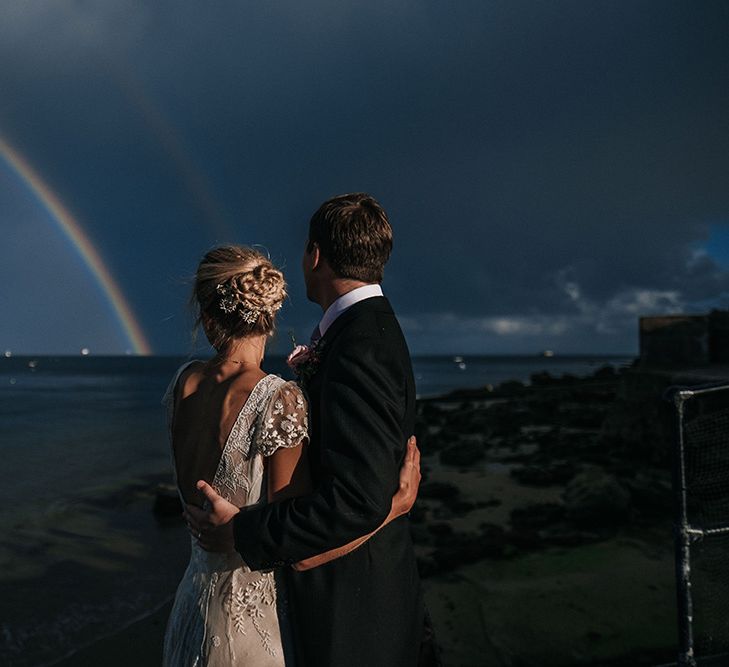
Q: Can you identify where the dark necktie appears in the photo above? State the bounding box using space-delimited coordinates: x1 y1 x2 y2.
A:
310 325 322 347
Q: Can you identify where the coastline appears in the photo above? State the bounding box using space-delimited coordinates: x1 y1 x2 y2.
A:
8 358 723 666
0 473 190 667
51 600 172 667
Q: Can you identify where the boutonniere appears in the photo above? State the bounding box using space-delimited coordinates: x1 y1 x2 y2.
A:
286 334 325 385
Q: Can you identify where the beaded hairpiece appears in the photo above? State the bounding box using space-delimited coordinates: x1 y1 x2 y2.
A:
215 282 281 323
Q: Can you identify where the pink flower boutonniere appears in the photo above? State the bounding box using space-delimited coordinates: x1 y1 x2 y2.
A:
287 339 324 385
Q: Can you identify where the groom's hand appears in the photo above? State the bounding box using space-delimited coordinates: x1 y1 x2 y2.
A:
183 481 240 553
391 436 421 518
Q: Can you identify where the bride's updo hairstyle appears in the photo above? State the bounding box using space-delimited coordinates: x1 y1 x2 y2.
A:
193 245 286 351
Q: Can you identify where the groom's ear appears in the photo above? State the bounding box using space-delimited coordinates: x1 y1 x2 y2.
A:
309 242 321 270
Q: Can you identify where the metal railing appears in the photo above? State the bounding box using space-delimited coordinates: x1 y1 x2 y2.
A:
670 384 729 666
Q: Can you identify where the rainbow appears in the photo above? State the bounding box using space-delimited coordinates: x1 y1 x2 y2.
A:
0 133 153 355
115 71 235 242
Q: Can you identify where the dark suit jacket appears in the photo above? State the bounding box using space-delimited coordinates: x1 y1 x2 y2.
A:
234 296 424 667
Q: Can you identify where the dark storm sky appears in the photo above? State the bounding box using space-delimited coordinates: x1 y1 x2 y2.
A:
1 1 728 355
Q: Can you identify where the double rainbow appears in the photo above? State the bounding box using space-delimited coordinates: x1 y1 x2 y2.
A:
0 134 153 355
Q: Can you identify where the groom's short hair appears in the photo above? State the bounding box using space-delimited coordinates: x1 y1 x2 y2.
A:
308 193 393 283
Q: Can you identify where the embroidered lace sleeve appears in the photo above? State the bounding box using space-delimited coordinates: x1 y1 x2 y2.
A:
256 381 309 457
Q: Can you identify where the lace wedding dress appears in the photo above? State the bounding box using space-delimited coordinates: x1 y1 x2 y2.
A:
162 364 308 667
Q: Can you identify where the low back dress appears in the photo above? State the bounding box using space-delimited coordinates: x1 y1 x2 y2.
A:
162 363 308 666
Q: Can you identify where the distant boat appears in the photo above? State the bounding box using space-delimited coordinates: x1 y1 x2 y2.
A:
28 359 38 369
453 356 464 363
4 350 11 358
541 350 555 357
81 348 90 356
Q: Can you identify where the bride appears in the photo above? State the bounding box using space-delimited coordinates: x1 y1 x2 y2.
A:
162 245 419 666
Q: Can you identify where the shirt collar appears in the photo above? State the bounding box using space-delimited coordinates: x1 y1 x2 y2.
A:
317 284 384 338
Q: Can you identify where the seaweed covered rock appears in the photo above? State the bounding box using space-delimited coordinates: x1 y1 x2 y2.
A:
562 468 631 527
431 524 506 572
510 502 566 529
419 480 460 502
439 440 486 466
511 461 576 486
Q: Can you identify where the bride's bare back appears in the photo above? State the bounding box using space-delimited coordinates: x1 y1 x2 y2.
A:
171 361 267 507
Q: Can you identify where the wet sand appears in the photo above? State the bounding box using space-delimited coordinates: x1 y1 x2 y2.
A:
52 601 172 666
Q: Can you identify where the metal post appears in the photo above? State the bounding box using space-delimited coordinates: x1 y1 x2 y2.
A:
673 392 697 667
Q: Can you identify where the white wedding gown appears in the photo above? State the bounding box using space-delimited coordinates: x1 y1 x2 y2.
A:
162 364 308 666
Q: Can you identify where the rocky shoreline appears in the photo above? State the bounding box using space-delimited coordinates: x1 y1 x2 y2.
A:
411 363 688 666
76 362 715 666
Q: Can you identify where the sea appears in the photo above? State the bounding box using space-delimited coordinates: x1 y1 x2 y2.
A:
0 354 633 665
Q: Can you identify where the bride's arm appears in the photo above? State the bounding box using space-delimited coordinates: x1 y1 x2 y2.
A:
266 437 311 503
189 436 420 558
271 437 420 571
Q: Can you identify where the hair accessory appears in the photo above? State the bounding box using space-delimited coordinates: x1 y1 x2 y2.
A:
215 281 281 323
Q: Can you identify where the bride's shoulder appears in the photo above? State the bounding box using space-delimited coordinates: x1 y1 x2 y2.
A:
269 378 307 408
162 360 204 405
256 379 308 456
261 378 308 422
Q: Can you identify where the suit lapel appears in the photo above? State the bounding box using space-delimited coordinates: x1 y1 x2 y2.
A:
305 296 392 395
319 296 392 348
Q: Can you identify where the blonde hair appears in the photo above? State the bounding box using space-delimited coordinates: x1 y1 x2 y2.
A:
193 245 286 351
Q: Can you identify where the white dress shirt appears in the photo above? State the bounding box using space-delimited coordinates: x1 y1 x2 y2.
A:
316 284 384 338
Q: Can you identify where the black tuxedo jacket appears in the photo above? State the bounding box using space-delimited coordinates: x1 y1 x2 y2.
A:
234 296 424 667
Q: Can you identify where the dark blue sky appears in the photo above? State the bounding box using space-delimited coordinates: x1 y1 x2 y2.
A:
1 1 728 355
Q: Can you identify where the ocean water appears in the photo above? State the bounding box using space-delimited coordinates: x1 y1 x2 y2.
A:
0 353 633 665
0 354 633 510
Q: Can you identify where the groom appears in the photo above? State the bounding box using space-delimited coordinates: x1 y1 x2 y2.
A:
190 193 434 666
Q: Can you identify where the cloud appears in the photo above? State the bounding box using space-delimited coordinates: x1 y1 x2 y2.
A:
398 283 704 354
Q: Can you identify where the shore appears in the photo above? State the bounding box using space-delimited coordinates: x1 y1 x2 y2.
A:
25 362 722 666
53 601 172 667
0 473 190 667
408 364 683 665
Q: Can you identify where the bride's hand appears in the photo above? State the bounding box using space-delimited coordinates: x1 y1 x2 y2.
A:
183 481 241 553
391 436 421 519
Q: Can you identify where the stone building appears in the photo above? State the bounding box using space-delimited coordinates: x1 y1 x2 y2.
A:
639 309 729 365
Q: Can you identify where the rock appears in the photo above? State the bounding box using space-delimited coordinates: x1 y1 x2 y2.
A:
506 528 542 550
431 525 506 571
558 404 608 429
623 470 672 516
476 498 502 509
495 379 526 396
439 441 485 466
416 555 439 578
592 365 617 380
511 462 576 486
428 522 454 537
538 524 602 547
419 481 460 502
530 371 557 386
562 468 630 527
431 505 456 520
449 500 477 514
484 401 524 437
510 502 565 529
409 524 433 546
153 484 183 517
428 522 455 546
